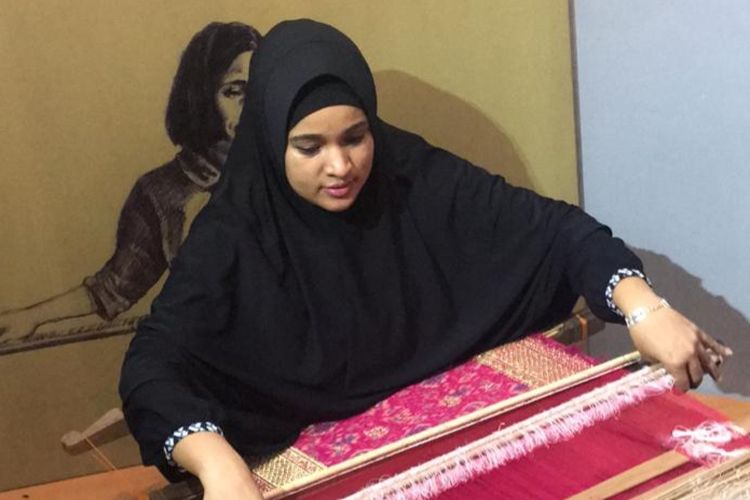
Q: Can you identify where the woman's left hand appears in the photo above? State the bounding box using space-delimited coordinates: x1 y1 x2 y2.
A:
613 276 732 392
627 306 731 391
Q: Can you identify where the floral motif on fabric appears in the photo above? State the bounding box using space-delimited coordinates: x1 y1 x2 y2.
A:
294 356 530 465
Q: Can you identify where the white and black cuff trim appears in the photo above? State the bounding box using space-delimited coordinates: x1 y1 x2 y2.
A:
164 421 223 466
605 268 652 317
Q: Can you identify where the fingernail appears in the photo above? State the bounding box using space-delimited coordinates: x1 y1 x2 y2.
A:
726 347 734 356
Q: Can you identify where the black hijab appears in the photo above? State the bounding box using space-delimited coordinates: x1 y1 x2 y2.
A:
121 19 641 474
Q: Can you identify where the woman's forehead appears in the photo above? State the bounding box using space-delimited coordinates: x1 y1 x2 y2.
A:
221 51 252 82
288 105 368 138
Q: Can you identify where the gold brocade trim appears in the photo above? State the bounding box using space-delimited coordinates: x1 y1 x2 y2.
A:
249 447 325 492
475 336 591 388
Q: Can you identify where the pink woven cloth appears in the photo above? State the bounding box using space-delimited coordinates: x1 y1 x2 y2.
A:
294 335 593 465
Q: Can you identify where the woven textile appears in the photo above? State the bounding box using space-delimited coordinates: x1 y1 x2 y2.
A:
248 335 593 492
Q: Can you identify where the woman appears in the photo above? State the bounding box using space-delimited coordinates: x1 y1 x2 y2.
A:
120 20 730 498
0 22 261 341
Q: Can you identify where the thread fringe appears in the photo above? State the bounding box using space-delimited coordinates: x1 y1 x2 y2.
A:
346 367 673 500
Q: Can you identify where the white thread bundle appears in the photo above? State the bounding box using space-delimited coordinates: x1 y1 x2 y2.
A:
670 421 749 466
346 366 674 500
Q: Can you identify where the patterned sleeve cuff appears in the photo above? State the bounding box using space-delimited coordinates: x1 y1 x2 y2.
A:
163 421 224 466
605 268 652 317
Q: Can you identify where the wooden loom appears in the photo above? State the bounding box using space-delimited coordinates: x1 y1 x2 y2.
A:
56 308 749 499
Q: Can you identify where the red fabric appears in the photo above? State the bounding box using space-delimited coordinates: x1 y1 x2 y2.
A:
297 377 749 499
296 372 620 498
274 337 747 498
439 390 748 499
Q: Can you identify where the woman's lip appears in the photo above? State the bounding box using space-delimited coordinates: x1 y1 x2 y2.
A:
324 182 353 198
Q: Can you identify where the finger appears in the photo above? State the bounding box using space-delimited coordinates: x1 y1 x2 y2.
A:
669 365 690 393
698 346 721 381
699 330 733 357
686 357 704 389
706 346 724 366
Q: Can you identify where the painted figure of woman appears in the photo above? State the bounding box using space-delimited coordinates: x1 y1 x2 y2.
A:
0 22 261 344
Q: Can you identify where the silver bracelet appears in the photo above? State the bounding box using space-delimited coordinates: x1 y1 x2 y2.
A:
624 298 670 328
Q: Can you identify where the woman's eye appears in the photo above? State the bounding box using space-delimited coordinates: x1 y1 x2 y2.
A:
296 145 320 156
221 85 245 99
344 135 365 146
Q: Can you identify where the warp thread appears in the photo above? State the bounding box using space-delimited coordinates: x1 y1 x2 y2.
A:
347 366 674 500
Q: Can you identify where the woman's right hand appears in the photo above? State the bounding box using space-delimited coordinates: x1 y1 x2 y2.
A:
172 431 263 499
0 309 39 343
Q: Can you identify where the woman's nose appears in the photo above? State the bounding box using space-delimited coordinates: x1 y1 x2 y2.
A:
326 147 352 177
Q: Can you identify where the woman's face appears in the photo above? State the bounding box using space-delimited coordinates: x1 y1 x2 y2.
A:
215 51 252 140
285 105 374 212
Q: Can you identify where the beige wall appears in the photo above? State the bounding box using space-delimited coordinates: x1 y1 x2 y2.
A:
0 0 577 489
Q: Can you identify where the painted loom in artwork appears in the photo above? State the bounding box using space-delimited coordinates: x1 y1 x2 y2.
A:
150 331 750 499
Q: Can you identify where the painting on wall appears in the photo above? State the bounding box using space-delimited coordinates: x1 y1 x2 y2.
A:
0 21 262 355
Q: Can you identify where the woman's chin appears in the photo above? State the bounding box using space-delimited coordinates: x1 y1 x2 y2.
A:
318 197 356 212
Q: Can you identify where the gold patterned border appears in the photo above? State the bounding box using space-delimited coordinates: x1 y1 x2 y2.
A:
249 447 325 492
475 336 591 388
